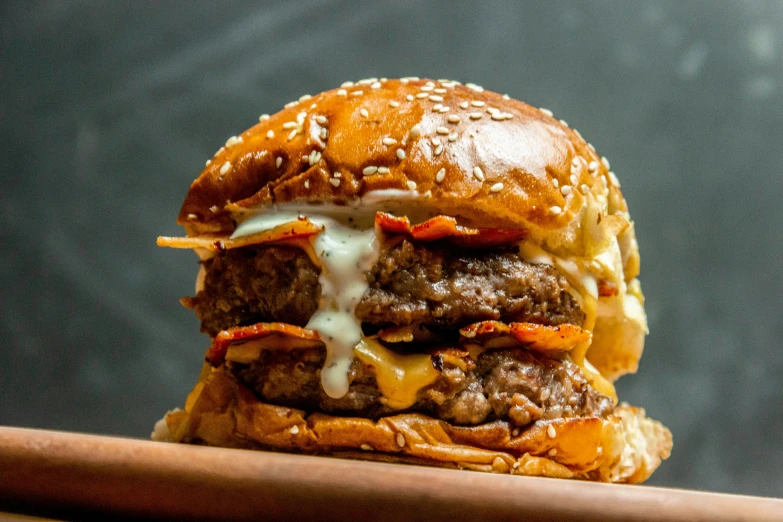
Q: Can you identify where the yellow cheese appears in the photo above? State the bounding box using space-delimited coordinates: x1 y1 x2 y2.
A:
354 338 439 410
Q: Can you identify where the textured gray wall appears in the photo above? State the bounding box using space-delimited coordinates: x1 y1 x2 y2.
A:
1 0 781 497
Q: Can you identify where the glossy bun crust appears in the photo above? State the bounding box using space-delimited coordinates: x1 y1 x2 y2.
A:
156 365 672 484
179 79 633 266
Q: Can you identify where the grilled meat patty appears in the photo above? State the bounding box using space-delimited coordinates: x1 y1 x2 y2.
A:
233 347 612 427
188 240 584 337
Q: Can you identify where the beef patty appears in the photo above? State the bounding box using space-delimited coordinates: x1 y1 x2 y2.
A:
188 240 584 337
234 347 613 427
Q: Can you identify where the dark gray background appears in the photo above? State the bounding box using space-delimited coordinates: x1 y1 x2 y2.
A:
1 0 781 497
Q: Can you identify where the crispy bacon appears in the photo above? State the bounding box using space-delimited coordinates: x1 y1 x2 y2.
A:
205 323 322 366
597 280 619 297
459 321 591 354
157 217 322 252
375 212 527 246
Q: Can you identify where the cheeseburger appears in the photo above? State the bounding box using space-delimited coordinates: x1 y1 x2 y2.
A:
153 78 672 482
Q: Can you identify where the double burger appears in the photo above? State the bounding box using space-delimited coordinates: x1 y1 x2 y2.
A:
153 78 672 482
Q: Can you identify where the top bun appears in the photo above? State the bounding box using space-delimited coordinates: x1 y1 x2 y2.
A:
175 78 645 379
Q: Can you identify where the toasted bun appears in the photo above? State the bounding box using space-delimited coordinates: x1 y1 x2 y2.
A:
155 365 671 483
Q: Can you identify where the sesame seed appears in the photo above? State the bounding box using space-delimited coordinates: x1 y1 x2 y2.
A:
396 433 406 448
389 100 400 107
561 185 572 196
548 448 557 457
416 92 428 99
425 81 435 87
320 128 328 140
351 90 363 97
609 171 621 186
334 171 342 178
205 159 211 167
310 103 316 109
282 121 297 129
552 178 559 188
469 112 482 120
304 180 310 188
299 94 311 102
259 114 270 121
220 162 231 175
420 84 434 92
301 155 309 162
409 124 422 138
472 166 485 181
397 148 406 160
550 206 562 215
290 425 300 435
432 103 443 112
406 94 414 102
363 166 378 176
459 101 469 109
502 94 510 100
572 156 582 168
540 108 553 117
329 178 340 187
401 137 407 146
288 129 297 141
503 113 514 120
588 161 599 173
433 88 447 94
471 100 485 107
357 77 377 85
316 115 328 125
337 89 347 96
266 130 275 139
341 81 355 87
486 107 499 114
429 95 444 102
447 115 460 123
377 166 390 174
490 182 504 193
602 156 611 170
285 101 296 108
491 112 506 121
383 137 397 146
360 444 373 451
438 106 449 113
371 81 381 89
308 150 322 166
588 143 596 152
436 126 449 135
448 133 457 142
547 425 557 438
434 144 443 156
276 157 283 168
400 78 410 84
360 108 369 118
580 184 589 194
214 146 225 157
296 112 306 124
570 174 578 185
512 428 520 437
431 137 441 146
466 83 484 92
435 168 446 183
407 180 417 191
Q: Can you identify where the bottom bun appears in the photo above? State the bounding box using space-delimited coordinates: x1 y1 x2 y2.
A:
154 365 671 483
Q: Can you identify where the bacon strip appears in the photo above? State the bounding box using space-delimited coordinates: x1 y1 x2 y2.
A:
375 212 527 246
459 321 591 354
157 218 322 252
205 323 322 366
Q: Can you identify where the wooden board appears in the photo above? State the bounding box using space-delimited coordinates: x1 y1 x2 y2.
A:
0 427 779 521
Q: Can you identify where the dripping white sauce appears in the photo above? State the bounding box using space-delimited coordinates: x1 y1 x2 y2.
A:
230 195 431 399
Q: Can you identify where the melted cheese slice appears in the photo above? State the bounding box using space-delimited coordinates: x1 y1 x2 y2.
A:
354 339 439 410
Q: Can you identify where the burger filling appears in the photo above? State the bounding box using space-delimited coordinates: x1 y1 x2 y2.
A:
187 239 585 338
232 347 613 427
